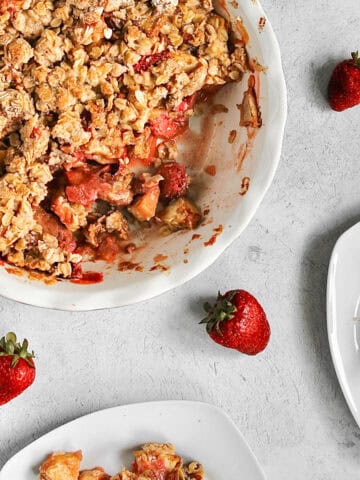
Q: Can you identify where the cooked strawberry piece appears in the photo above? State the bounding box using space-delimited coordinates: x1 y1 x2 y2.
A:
96 233 122 262
65 166 105 208
156 162 189 200
34 207 76 252
133 51 169 73
66 183 100 208
65 166 132 208
133 457 167 475
150 113 188 140
65 167 92 185
70 262 83 279
71 271 104 284
175 93 197 113
75 243 96 261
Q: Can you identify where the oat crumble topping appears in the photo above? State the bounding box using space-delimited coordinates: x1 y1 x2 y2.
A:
0 0 249 279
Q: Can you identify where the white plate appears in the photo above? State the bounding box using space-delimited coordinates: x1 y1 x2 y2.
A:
0 401 265 480
0 0 286 310
327 222 360 427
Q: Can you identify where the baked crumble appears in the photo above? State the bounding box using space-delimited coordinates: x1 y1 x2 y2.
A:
0 0 250 278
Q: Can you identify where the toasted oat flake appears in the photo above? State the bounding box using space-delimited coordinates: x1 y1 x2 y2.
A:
151 0 178 12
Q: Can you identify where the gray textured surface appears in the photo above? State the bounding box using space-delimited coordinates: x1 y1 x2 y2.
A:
1 0 360 478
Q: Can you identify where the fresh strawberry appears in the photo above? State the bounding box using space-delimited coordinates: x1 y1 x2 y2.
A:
328 51 360 111
201 290 270 355
0 332 36 405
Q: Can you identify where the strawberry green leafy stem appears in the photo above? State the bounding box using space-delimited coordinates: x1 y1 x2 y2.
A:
201 291 237 335
0 332 35 368
351 51 360 68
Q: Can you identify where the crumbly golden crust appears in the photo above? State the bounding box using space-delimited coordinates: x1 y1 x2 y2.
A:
112 443 205 479
39 451 83 480
39 444 204 480
0 0 247 277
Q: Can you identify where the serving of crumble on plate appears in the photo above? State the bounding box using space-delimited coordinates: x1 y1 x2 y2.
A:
0 401 266 479
39 443 204 480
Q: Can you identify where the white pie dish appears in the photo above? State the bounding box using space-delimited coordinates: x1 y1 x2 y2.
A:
327 222 360 428
0 0 286 310
0 400 266 480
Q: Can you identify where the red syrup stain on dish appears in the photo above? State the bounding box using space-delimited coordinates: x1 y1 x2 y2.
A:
71 271 104 285
124 243 136 254
205 165 216 176
228 130 237 144
239 176 251 196
150 264 169 272
182 233 202 264
118 261 143 272
204 225 224 247
258 16 266 32
201 218 213 227
153 254 168 263
150 254 169 272
192 233 201 240
70 262 104 284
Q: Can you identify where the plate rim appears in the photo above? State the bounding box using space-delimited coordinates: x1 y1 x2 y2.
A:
326 221 360 428
0 400 266 479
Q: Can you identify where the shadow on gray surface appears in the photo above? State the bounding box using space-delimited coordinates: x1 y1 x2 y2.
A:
311 57 341 108
301 214 360 434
